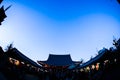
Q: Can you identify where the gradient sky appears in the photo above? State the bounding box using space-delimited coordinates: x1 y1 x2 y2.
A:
0 0 120 62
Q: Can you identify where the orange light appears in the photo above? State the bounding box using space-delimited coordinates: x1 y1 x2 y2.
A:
96 63 99 70
15 60 20 66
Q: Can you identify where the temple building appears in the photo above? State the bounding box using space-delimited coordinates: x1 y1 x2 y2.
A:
79 48 109 69
37 54 81 69
5 47 41 68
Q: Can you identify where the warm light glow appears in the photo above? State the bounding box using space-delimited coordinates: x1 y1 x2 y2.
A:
9 57 20 66
86 66 90 71
92 65 95 69
9 57 13 64
104 60 109 65
45 64 48 67
80 69 84 72
96 63 100 70
15 60 20 66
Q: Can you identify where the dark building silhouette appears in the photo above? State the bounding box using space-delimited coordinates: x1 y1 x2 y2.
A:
37 54 81 69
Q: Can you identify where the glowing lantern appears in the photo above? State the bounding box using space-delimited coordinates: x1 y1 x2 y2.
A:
15 60 20 66
92 65 95 69
96 63 99 70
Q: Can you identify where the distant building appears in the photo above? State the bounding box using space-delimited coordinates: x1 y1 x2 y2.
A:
37 54 81 69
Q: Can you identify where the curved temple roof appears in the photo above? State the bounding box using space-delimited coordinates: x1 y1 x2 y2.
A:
38 54 78 66
6 48 41 67
79 48 109 68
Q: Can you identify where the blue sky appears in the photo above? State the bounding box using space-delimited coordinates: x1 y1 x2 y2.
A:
0 0 120 62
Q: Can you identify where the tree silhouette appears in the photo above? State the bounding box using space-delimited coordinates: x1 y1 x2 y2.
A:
0 0 3 4
0 0 11 25
117 0 120 4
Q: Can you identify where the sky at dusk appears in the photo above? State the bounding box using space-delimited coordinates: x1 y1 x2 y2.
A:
0 0 120 62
